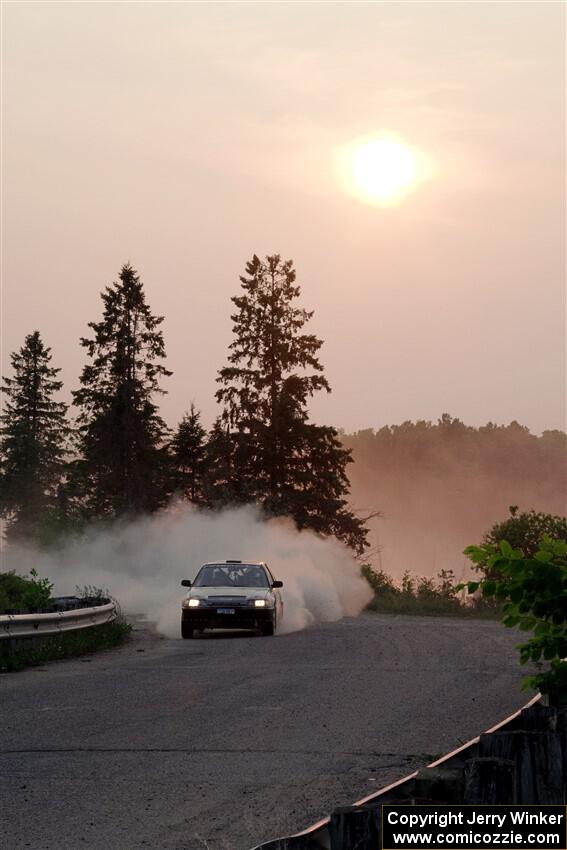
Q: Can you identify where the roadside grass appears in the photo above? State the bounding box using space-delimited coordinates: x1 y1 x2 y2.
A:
0 620 132 673
361 565 500 619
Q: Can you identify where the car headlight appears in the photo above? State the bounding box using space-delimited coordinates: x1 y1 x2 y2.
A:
254 599 266 608
182 598 200 608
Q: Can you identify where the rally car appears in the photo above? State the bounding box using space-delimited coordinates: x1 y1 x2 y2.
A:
180 560 284 638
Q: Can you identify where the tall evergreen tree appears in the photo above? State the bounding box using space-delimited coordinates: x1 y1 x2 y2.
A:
0 331 70 544
171 404 207 504
203 417 235 507
73 263 171 518
203 417 256 507
216 254 368 554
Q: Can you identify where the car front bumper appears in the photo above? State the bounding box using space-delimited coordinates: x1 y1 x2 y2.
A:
181 607 275 630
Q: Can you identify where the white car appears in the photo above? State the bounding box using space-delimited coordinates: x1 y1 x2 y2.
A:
180 560 284 638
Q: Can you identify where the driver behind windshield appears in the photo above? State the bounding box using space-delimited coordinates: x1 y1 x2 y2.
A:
193 565 269 588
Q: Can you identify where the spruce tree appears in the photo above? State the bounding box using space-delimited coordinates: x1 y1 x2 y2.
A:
203 417 256 507
171 404 207 504
216 254 368 554
73 263 171 518
203 417 235 507
0 331 70 544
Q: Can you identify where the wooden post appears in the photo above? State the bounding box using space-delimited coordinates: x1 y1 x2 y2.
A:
329 806 380 850
408 767 464 803
513 705 567 734
463 757 516 803
478 730 563 803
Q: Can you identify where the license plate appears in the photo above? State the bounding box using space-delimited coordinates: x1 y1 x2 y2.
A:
217 608 235 615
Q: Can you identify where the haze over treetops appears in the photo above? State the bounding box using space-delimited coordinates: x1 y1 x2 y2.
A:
3 3 565 435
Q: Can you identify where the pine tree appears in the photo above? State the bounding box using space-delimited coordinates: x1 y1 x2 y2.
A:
203 417 256 507
0 331 70 544
171 404 207 504
73 263 171 518
216 254 368 554
203 417 235 507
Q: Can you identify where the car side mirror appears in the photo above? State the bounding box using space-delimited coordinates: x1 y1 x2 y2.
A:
272 580 283 588
181 579 192 587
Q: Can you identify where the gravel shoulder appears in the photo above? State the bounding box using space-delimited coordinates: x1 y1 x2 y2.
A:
0 613 530 850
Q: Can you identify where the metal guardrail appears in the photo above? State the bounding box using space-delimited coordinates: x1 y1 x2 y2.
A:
0 601 117 640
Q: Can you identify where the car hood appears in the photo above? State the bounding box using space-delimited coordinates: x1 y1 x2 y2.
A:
187 586 272 600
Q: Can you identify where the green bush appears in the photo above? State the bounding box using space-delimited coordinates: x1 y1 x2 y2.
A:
464 536 567 705
476 507 567 576
360 564 397 596
74 584 112 607
361 564 498 618
0 569 54 612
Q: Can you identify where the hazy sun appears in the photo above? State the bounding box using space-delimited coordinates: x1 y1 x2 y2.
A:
337 133 432 207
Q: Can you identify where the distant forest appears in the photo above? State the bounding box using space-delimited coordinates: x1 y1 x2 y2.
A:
343 417 566 577
1 258 565 570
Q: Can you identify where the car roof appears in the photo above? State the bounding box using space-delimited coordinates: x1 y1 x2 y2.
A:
201 560 267 567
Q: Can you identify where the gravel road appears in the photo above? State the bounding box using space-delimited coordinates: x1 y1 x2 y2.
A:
1 613 530 850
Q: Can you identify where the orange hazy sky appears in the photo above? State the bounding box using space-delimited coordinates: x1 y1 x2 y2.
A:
2 2 565 434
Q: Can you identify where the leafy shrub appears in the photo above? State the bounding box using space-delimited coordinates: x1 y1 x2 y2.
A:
401 571 416 596
436 569 459 599
475 507 567 576
360 565 397 596
75 584 111 606
361 564 496 618
464 536 567 705
0 569 54 612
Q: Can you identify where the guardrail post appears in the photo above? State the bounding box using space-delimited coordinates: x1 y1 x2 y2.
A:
463 757 516 803
477 729 563 803
329 806 380 850
409 767 463 803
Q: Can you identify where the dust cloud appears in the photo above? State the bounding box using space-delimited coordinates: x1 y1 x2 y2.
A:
4 504 372 638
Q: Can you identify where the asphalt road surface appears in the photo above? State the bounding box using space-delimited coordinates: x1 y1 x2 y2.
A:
1 613 531 850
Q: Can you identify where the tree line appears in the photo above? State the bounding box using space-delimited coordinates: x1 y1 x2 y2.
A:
0 256 368 553
341 416 566 576
343 416 566 485
342 416 566 525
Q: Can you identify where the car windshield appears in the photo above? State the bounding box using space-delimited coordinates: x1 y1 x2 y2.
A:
193 565 269 588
